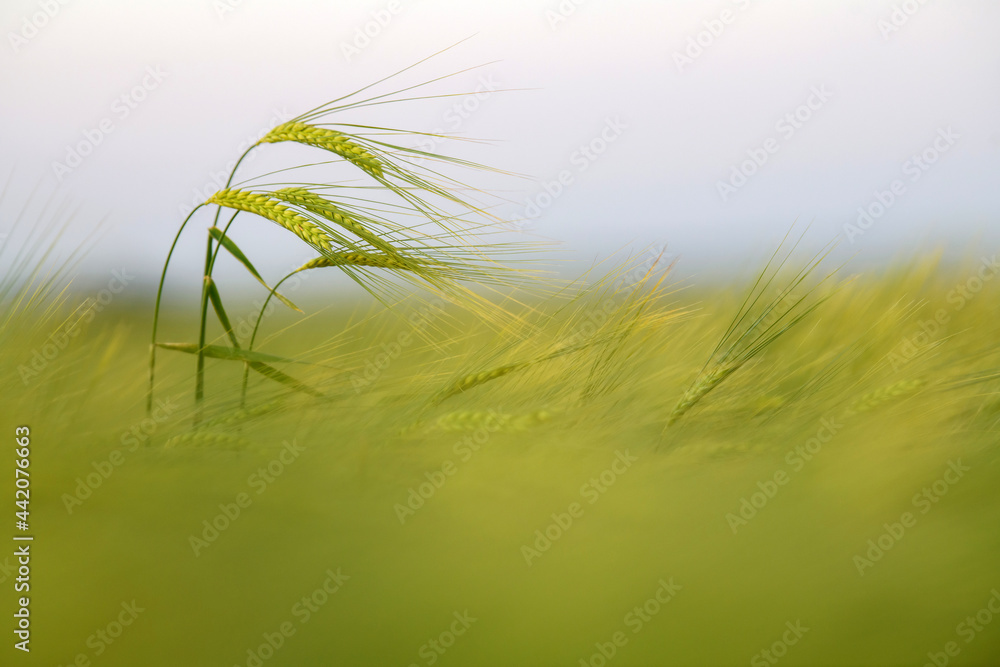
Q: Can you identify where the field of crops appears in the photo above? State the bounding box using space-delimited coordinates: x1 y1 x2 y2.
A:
4 237 999 665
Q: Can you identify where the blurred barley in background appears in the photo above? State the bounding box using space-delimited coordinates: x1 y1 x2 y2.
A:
1 1 999 666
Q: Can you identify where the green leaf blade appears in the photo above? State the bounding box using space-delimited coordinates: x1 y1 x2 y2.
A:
208 227 303 313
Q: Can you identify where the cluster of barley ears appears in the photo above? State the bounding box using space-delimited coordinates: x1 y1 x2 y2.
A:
147 52 528 420
391 250 682 434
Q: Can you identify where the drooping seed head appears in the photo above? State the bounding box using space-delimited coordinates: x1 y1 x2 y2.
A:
297 253 411 272
206 189 333 252
272 187 400 258
258 122 384 178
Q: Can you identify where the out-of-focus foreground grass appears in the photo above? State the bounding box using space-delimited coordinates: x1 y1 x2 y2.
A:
2 251 999 666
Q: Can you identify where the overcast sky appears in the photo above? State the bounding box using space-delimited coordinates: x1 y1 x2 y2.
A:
2 0 998 287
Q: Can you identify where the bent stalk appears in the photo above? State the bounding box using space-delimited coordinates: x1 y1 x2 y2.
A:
147 203 206 415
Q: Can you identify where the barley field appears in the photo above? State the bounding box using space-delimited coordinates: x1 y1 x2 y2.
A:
3 10 1000 665
3 223 1000 665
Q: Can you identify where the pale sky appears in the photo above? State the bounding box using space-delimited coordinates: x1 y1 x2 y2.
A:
1 0 998 287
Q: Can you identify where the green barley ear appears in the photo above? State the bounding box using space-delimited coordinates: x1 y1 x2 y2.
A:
428 331 632 408
164 431 248 449
661 228 841 436
434 409 554 432
206 189 333 252
432 362 533 406
666 363 741 426
272 187 404 260
296 253 416 272
257 122 384 178
846 379 925 414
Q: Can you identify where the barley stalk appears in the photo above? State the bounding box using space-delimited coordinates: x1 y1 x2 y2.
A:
206 189 333 252
258 122 384 178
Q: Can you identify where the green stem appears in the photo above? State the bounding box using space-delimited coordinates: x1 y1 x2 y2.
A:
241 269 300 407
193 146 257 419
148 203 206 415
210 146 255 228
194 233 214 422
209 211 240 274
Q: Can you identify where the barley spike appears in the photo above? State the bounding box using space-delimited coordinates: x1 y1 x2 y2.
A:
258 122 383 177
206 189 333 252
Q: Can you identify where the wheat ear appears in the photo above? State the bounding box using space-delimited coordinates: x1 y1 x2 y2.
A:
258 122 384 178
206 189 333 252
